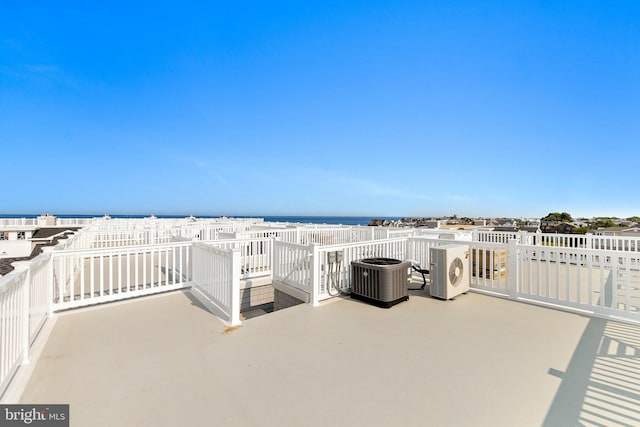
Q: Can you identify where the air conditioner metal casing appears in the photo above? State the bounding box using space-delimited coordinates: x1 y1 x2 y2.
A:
350 258 410 308
429 244 470 300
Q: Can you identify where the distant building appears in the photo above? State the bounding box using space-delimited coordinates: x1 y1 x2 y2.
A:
592 227 640 237
0 228 33 259
0 215 81 276
542 221 578 234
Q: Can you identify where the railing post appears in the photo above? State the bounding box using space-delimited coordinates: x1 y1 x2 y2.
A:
517 230 527 244
508 239 519 299
12 261 31 365
230 248 241 326
42 248 56 314
584 233 593 250
406 237 414 262
269 237 278 281
310 244 321 306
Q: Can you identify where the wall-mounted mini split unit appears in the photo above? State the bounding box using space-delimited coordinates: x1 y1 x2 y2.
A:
429 244 470 300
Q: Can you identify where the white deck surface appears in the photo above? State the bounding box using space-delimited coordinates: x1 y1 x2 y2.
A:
18 289 640 426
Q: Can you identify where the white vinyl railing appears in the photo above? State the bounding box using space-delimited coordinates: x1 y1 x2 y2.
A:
298 228 374 245
314 238 409 300
68 222 262 249
239 227 379 245
191 243 240 325
517 244 640 321
206 238 272 279
468 242 511 295
538 233 590 248
0 217 96 228
272 234 640 323
0 268 29 397
55 218 96 226
272 241 314 294
405 237 511 294
51 242 192 311
237 229 299 243
473 230 521 243
273 238 411 303
0 249 55 398
590 235 640 252
4 221 640 402
0 218 37 227
28 253 52 340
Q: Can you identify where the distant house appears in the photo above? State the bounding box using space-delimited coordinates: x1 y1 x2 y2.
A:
0 228 34 259
486 219 500 227
423 220 446 228
592 227 640 237
493 226 518 232
0 223 79 276
523 219 541 227
542 221 578 234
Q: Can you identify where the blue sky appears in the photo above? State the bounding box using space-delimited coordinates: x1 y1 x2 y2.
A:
1 1 639 218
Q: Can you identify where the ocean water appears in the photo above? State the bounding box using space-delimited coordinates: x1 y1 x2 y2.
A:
0 214 400 226
259 216 400 226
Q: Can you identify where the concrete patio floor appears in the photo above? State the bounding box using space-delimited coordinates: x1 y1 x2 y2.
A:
18 289 640 426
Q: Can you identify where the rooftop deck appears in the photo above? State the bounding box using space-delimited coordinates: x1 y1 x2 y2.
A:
16 288 640 426
2 218 640 426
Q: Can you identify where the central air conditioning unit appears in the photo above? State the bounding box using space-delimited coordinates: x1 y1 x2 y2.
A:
429 245 470 300
350 258 410 308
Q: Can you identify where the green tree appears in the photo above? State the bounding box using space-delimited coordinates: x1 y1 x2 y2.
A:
594 218 616 228
541 212 573 222
461 217 474 225
572 226 590 234
628 216 640 224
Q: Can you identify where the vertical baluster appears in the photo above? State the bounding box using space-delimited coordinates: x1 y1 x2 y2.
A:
99 254 104 297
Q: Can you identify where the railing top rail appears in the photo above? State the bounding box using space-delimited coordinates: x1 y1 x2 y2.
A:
52 241 193 256
193 241 236 254
319 237 408 250
0 268 28 295
273 240 314 250
203 237 274 244
518 242 640 256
